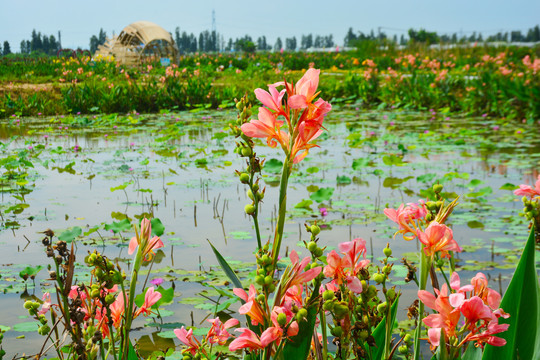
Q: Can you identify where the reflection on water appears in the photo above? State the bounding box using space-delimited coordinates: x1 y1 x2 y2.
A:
1 109 539 357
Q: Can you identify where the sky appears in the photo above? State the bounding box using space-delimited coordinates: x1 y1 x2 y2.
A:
1 0 539 51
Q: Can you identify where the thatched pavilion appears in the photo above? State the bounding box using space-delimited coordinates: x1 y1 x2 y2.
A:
95 21 179 65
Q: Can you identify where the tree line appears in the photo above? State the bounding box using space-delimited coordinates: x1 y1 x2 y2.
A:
2 24 539 57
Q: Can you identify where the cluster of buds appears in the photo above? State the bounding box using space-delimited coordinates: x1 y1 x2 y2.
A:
85 250 125 297
232 96 266 220
513 175 540 242
254 243 275 293
23 300 51 336
305 222 324 258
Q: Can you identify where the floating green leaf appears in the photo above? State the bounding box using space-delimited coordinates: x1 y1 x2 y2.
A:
58 226 82 243
310 187 334 202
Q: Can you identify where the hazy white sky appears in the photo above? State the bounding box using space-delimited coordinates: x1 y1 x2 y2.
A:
1 0 539 51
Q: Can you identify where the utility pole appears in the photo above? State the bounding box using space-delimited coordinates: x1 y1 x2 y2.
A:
58 31 62 48
212 9 216 33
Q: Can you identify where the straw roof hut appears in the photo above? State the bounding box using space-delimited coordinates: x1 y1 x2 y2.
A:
95 21 179 65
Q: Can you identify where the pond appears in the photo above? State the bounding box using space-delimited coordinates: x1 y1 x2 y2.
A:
1 107 539 358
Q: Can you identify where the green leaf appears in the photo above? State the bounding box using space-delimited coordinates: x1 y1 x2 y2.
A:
207 240 243 290
499 183 519 191
12 322 38 332
104 218 131 234
150 218 165 237
19 265 43 280
336 175 351 185
309 187 334 202
462 343 482 360
382 154 406 166
369 294 400 360
264 158 283 174
58 226 82 243
482 227 539 360
352 157 372 170
294 199 313 210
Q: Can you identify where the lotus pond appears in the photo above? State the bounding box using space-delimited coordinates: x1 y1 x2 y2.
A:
0 107 539 358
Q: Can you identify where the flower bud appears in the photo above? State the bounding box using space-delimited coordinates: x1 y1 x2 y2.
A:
239 173 250 183
331 326 343 337
277 312 287 327
244 204 255 215
322 290 335 301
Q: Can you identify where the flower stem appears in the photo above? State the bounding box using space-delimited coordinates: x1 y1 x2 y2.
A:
123 250 141 358
271 156 292 266
413 252 432 360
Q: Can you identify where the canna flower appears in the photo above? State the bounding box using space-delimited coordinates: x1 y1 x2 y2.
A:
288 68 321 110
207 317 239 345
174 327 201 356
229 328 266 351
255 85 286 114
417 221 461 258
514 175 540 199
234 284 267 326
241 107 288 149
384 202 427 240
135 287 162 317
109 293 125 328
128 218 164 261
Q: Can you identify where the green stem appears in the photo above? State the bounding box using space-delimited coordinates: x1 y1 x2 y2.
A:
271 157 292 266
250 171 262 250
383 284 392 360
413 253 432 360
320 307 328 360
123 251 141 358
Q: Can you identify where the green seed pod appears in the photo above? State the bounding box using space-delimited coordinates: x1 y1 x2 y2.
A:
377 302 387 314
322 290 335 301
264 275 273 285
244 204 256 215
277 312 287 327
105 294 115 305
433 184 443 193
260 254 270 264
383 247 392 257
323 300 334 311
314 248 323 258
331 326 343 337
310 262 318 269
255 275 265 285
366 285 377 299
256 294 265 303
252 183 259 192
23 300 33 310
298 308 308 319
247 189 254 201
310 224 321 236
359 329 369 341
241 147 252 157
333 302 349 317
91 289 100 298
398 345 409 354
404 334 412 344
386 288 396 301
382 265 390 274
307 241 318 253
372 273 385 283
239 173 250 183
267 283 276 293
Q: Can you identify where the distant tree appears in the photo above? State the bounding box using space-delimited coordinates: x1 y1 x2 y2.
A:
400 34 406 45
477 33 483 42
392 34 398 44
274 37 282 51
313 35 322 47
344 27 357 47
285 37 297 51
511 30 523 42
3 41 11 55
89 28 106 53
408 28 439 45
257 36 268 51
236 36 255 53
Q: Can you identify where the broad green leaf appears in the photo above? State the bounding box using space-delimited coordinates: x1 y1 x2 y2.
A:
462 343 482 360
207 240 243 290
482 227 539 360
264 158 283 174
294 199 313 210
369 294 400 360
19 265 43 280
352 157 372 170
499 183 518 191
150 218 165 237
12 322 38 332
58 226 82 243
104 218 131 234
310 187 334 202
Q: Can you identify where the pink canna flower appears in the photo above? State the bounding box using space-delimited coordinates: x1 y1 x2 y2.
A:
39 293 53 315
206 317 239 345
338 237 370 275
241 107 288 149
513 175 540 199
135 287 162 317
174 327 201 356
109 293 125 328
254 85 286 114
128 218 164 261
463 321 510 348
288 68 321 110
384 202 427 240
229 328 265 351
417 221 461 258
234 284 267 326
460 296 493 324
